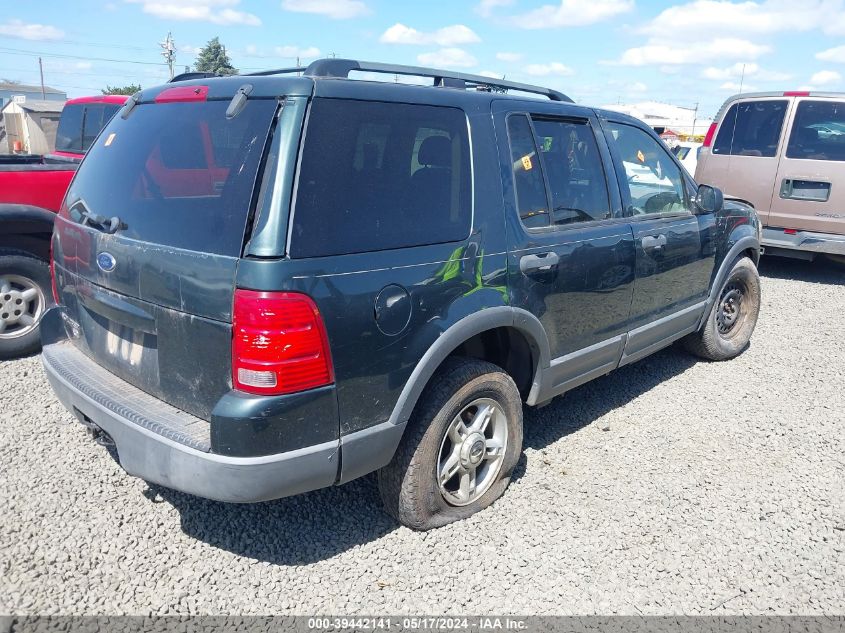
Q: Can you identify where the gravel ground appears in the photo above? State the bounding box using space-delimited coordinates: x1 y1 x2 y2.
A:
1 256 843 616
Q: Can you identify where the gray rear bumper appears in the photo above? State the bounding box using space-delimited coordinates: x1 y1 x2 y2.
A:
42 340 341 503
762 227 845 256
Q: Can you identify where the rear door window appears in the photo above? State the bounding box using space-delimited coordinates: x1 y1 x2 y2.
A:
62 98 277 256
290 99 471 258
786 100 845 161
532 118 611 226
713 100 788 157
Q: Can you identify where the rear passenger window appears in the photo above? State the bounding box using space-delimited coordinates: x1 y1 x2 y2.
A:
532 118 610 225
713 100 787 157
786 100 845 161
507 114 550 228
290 99 471 258
507 114 610 230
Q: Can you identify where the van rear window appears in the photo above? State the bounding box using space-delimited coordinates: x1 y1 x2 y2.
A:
62 99 277 256
290 99 471 258
786 100 845 161
713 100 787 158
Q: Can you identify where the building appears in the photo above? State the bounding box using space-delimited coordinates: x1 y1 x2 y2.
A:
1 98 65 154
600 101 712 138
0 81 66 110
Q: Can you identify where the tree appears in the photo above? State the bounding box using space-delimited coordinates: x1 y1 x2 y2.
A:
101 83 142 95
195 37 237 76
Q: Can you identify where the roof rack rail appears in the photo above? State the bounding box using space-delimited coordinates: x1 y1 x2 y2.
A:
169 71 219 83
244 66 306 77
303 58 573 103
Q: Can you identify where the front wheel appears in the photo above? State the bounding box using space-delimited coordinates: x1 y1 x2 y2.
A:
0 251 53 360
684 256 761 361
378 358 523 530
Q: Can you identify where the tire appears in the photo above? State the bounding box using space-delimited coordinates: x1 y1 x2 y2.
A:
825 254 845 269
378 357 523 530
683 256 761 361
0 250 53 360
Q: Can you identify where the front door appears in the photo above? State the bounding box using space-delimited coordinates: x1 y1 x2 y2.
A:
767 98 845 238
494 101 635 399
601 119 716 364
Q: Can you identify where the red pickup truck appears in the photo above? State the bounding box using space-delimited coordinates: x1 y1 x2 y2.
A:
0 94 127 358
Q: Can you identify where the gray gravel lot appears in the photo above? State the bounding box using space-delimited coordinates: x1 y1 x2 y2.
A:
1 257 844 615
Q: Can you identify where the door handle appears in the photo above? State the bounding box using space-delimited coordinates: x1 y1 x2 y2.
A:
520 252 560 273
641 234 667 251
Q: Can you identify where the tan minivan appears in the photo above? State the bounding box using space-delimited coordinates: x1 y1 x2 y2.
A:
696 92 845 264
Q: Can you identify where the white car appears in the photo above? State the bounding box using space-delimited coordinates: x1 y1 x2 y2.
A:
672 141 702 175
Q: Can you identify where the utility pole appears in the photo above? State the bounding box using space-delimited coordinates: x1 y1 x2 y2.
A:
160 32 175 79
691 101 698 137
38 57 45 99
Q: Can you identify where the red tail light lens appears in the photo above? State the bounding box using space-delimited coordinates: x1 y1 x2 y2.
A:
232 290 334 396
702 122 718 148
783 91 810 97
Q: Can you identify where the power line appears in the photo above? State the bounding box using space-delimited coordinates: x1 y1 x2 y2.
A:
0 46 166 66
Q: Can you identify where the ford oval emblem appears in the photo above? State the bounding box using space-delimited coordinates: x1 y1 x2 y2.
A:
97 252 117 273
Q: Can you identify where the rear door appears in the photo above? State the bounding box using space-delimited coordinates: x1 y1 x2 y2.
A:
494 101 636 395
768 98 845 235
52 90 281 420
697 97 790 223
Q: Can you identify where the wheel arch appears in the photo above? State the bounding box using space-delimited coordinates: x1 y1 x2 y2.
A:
0 204 56 262
700 234 760 330
386 307 550 429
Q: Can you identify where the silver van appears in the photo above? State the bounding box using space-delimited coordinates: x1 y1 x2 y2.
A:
696 92 845 264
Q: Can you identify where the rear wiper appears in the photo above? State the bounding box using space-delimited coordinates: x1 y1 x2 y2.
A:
70 200 126 234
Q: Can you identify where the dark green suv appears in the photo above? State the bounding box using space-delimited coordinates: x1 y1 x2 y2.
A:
41 59 761 530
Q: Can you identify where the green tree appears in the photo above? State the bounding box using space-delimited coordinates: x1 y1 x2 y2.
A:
101 83 142 95
194 36 237 75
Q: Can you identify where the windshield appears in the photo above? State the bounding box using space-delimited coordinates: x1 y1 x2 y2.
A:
62 98 277 256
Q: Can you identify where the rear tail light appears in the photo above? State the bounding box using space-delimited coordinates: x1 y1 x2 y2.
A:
783 91 810 97
702 122 718 148
232 290 334 396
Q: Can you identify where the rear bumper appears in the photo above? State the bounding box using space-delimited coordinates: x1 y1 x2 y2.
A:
43 340 340 503
40 306 407 502
762 227 845 256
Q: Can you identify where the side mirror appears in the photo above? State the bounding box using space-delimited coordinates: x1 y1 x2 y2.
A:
695 184 724 214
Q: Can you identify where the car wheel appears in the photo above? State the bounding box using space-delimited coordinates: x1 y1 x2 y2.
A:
683 256 761 361
824 254 845 269
0 251 53 360
378 357 523 530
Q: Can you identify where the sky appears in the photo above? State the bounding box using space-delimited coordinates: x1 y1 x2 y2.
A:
2 0 845 116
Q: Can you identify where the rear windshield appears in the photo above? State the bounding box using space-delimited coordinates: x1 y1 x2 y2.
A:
55 104 84 153
290 98 471 258
62 98 277 256
55 103 123 154
713 100 787 158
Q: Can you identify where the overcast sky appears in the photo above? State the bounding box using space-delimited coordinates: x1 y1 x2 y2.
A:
2 0 844 115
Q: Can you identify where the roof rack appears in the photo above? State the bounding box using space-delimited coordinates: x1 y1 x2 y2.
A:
244 66 306 77
169 71 219 83
303 58 573 102
169 58 573 102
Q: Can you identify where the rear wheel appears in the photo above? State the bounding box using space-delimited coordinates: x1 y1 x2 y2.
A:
0 251 53 359
378 358 523 530
683 256 760 361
